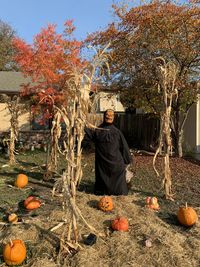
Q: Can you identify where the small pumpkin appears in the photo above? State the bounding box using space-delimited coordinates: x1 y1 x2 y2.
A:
8 213 18 224
146 197 151 205
146 196 160 210
146 196 158 205
98 196 113 212
177 202 198 227
24 196 41 210
150 197 158 206
14 174 28 188
111 216 129 232
3 239 26 266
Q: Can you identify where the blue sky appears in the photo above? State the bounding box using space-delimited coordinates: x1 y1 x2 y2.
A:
0 0 125 44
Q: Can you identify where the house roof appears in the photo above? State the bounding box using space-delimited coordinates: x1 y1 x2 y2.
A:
0 71 31 94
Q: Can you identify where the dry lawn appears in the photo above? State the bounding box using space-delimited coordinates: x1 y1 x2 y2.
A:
0 151 200 267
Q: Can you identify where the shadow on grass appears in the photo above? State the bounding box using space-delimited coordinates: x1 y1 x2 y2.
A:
1 170 44 187
0 207 9 222
34 224 60 251
87 200 99 209
157 211 180 226
0 168 43 181
28 179 53 189
0 172 17 184
13 168 44 181
2 175 53 195
17 200 40 217
78 181 94 194
157 211 197 232
183 156 200 167
103 219 112 228
17 160 38 168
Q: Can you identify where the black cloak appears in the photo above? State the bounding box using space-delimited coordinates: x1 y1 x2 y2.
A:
84 123 132 195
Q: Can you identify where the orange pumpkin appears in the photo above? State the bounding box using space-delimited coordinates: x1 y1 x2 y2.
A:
24 196 41 210
3 239 26 266
98 196 113 212
146 196 158 205
111 217 129 232
14 174 28 188
177 203 198 227
8 213 18 224
24 196 34 207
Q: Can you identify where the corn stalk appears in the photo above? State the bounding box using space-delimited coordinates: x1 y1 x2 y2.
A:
44 110 62 180
0 95 21 164
153 59 178 200
51 45 110 256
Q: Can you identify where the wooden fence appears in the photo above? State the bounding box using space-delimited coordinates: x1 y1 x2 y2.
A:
0 113 160 151
87 113 160 150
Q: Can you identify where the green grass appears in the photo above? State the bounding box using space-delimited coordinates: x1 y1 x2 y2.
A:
0 150 95 219
0 150 47 219
1 149 200 221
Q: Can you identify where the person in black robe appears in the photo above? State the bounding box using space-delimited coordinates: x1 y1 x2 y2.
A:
84 109 133 195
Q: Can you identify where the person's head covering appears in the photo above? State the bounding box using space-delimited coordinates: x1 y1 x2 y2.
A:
103 109 115 125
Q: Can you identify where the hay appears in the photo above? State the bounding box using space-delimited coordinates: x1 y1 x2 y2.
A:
69 192 199 267
27 258 57 267
0 154 200 266
0 191 200 267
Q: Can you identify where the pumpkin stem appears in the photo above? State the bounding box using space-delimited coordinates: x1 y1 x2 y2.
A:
185 202 188 209
9 239 13 247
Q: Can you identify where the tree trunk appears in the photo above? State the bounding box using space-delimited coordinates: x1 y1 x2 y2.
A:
172 126 183 158
172 104 180 157
172 105 191 158
177 130 183 158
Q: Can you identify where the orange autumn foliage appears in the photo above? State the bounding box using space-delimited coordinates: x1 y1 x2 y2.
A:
87 1 200 157
13 21 86 121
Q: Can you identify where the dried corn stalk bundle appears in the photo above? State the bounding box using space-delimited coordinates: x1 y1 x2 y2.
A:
153 58 178 200
0 95 22 164
44 110 62 180
52 46 110 256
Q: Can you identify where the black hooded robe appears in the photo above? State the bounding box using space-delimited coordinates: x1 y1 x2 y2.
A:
85 124 132 195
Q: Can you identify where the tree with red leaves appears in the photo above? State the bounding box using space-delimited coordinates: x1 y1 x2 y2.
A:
13 21 86 174
13 21 85 122
13 20 111 251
